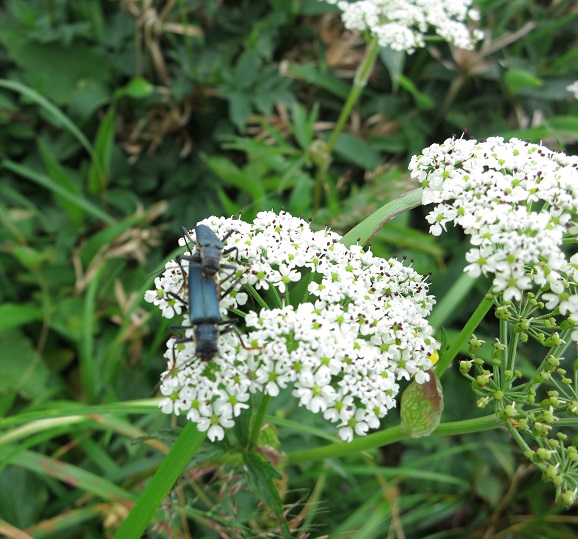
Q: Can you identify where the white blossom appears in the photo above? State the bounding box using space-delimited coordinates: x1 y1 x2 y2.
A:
568 81 578 99
411 136 578 333
323 0 483 53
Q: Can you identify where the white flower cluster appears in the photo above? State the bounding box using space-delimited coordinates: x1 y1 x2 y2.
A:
410 136 578 330
323 0 483 53
568 81 578 99
145 211 437 442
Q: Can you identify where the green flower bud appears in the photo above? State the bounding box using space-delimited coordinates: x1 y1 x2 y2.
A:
558 490 577 507
568 402 578 415
533 422 550 436
547 357 560 368
535 447 551 461
476 397 490 409
544 333 562 347
459 360 473 375
545 465 559 480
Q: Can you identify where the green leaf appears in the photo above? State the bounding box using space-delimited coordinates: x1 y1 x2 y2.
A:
235 50 263 88
115 423 206 539
397 74 435 109
379 46 405 89
333 133 382 169
244 451 283 517
287 172 313 215
228 91 253 130
401 370 444 437
504 68 542 95
0 28 111 106
0 329 45 394
0 80 94 159
0 304 43 332
287 64 350 99
2 160 114 225
546 115 578 137
38 139 86 224
341 188 423 247
117 77 154 99
202 155 265 201
0 467 48 528
291 101 316 151
87 106 116 194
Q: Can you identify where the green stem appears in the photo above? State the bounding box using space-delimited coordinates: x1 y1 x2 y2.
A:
313 37 380 209
287 415 500 463
326 37 380 155
435 292 494 377
428 273 478 330
249 394 272 448
114 422 206 539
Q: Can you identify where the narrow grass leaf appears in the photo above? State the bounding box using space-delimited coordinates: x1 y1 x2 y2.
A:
0 447 133 502
38 139 85 224
2 160 114 225
87 105 115 194
114 421 206 539
341 188 423 246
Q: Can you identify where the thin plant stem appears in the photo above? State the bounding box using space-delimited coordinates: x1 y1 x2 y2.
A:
313 37 380 210
435 291 494 376
249 394 272 448
287 415 500 463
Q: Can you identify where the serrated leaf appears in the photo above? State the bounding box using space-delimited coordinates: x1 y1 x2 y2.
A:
235 50 263 88
401 369 444 437
228 91 252 130
244 451 283 517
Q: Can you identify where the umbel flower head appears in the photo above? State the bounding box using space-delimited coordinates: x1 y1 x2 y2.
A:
145 211 438 442
410 136 578 336
323 0 483 53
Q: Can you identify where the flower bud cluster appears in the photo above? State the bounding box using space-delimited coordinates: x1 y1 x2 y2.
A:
460 336 578 507
145 211 437 442
410 136 578 341
322 0 483 53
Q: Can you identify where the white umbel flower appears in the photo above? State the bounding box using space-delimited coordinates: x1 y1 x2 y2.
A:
323 0 483 53
146 211 438 441
411 136 578 333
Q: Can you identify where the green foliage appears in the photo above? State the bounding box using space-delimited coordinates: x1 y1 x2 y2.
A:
0 0 577 537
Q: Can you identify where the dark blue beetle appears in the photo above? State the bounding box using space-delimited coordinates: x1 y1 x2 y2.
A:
179 224 238 280
169 253 240 362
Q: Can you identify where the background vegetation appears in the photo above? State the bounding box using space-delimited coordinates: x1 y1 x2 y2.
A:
0 0 577 537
